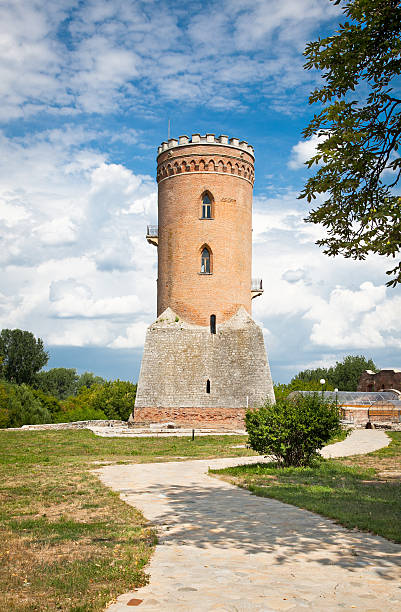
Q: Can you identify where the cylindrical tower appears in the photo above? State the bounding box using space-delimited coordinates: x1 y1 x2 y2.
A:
134 133 274 428
156 134 255 326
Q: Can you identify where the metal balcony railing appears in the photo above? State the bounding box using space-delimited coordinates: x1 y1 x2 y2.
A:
146 225 158 246
251 278 263 291
251 278 263 299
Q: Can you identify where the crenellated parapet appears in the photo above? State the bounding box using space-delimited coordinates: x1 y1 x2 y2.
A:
156 133 255 185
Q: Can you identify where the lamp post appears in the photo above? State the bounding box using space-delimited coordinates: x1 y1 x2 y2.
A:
320 378 325 398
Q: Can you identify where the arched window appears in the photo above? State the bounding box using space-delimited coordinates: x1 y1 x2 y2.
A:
201 194 212 219
206 379 211 393
210 314 216 334
201 247 211 273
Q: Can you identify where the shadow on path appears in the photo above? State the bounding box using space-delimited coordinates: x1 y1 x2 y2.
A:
106 462 401 580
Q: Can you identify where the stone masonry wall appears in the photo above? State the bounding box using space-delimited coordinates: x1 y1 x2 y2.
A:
134 306 274 424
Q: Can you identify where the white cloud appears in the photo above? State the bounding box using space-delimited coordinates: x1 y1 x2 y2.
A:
110 321 148 348
251 190 401 366
0 0 341 120
0 200 29 227
288 134 326 169
49 279 142 318
35 217 78 246
0 129 157 348
306 282 401 349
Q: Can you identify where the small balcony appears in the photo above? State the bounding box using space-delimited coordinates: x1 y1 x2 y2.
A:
146 225 158 246
251 278 263 299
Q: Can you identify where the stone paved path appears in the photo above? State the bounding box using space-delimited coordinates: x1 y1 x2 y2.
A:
98 430 401 611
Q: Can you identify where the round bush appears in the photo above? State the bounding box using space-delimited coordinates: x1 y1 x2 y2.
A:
245 393 343 467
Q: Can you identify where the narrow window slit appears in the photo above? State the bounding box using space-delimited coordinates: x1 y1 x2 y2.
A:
206 379 211 394
210 314 216 334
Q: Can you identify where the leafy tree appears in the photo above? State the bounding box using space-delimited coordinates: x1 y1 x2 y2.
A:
274 379 334 401
35 368 79 400
331 354 378 390
300 0 401 286
0 329 48 385
86 380 137 420
57 379 136 422
0 381 51 428
0 381 16 428
53 401 107 423
291 354 377 391
76 371 106 392
246 394 343 467
29 387 61 415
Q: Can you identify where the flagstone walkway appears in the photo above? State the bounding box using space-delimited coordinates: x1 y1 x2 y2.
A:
99 430 401 611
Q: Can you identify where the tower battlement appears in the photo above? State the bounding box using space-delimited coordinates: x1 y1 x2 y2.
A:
157 134 255 185
157 134 255 157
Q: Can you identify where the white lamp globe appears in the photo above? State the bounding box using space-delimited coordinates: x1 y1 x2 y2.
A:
319 378 326 385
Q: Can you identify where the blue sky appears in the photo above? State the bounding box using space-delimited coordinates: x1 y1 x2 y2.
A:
1 0 400 383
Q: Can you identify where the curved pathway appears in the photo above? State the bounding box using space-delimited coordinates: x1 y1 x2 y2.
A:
99 430 401 611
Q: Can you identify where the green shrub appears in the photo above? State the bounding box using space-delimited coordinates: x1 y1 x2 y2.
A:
56 379 136 422
29 388 61 415
245 393 343 467
85 380 137 421
76 371 106 392
53 404 107 423
6 384 51 427
34 368 79 399
0 381 52 428
0 381 15 427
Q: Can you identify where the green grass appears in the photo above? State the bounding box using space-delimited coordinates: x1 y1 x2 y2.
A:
211 432 401 543
0 429 253 467
0 429 252 611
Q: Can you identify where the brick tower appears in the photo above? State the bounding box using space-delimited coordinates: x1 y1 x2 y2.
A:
133 134 274 427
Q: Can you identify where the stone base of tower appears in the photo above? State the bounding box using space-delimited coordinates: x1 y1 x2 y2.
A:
132 306 274 427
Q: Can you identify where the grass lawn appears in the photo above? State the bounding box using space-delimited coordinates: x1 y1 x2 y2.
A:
211 432 401 543
0 430 252 611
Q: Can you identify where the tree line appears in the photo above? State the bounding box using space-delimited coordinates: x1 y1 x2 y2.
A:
0 328 379 428
274 354 377 400
0 329 136 428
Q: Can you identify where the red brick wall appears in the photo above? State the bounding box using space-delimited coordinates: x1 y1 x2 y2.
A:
342 406 400 425
358 370 401 392
156 144 254 326
134 406 246 429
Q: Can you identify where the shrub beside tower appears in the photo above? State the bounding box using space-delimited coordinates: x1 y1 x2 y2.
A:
133 134 274 427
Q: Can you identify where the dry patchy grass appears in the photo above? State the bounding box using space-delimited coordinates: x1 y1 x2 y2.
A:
0 429 252 611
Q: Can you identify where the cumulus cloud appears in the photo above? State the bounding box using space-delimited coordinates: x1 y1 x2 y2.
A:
0 0 340 120
282 268 309 284
0 128 157 348
288 134 326 169
110 322 149 349
306 282 401 349
49 279 142 318
251 190 401 377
